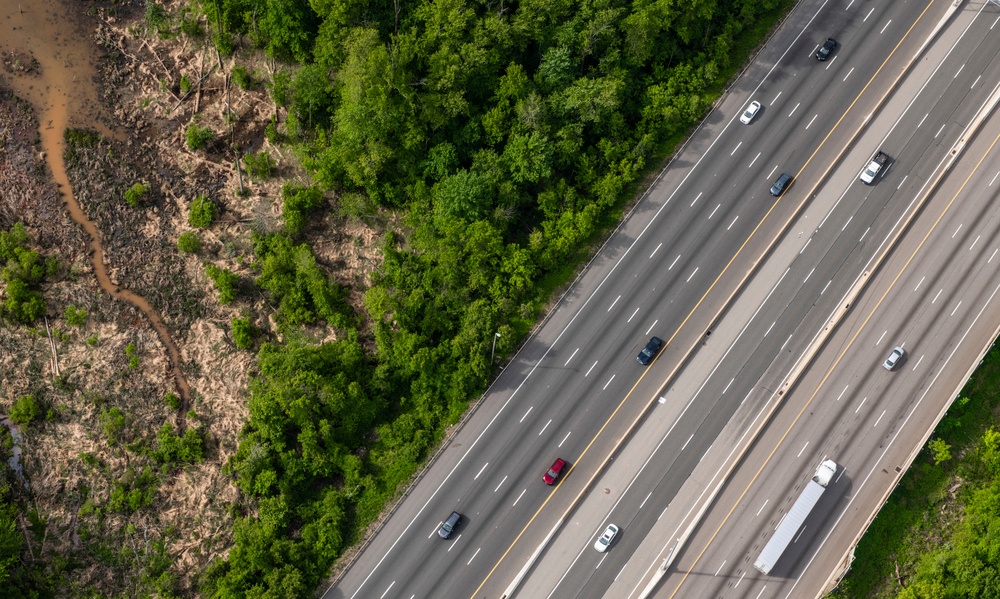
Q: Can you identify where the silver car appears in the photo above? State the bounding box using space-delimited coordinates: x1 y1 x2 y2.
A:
740 100 761 124
883 346 906 371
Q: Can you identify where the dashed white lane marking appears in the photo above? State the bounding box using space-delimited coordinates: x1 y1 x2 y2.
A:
687 267 699 282
603 375 616 390
559 431 571 448
918 113 928 128
380 581 395 599
843 67 854 82
755 500 769 517
797 441 809 457
691 191 703 207
467 547 481 565
731 141 742 156
728 215 739 231
972 74 982 89
804 267 815 283
494 476 507 493
749 152 761 169
991 171 1000 186
780 333 792 351
991 248 999 263
520 406 533 422
952 223 962 238
512 489 526 507
681 434 694 451
646 320 658 334
821 280 831 295
475 463 489 480
538 420 551 436
914 276 925 291
709 204 721 219
788 102 800 117
669 255 681 270
608 294 621 311
447 535 461 551
722 377 734 395
806 114 817 129
860 226 870 242
628 307 640 323
767 164 778 179
734 571 747 588
764 321 776 337
842 215 853 231
932 288 943 303
564 348 579 366
874 410 886 428
585 361 598 377
970 235 980 250
876 330 886 345
855 397 867 414
863 7 874 21
649 242 662 259
913 355 924 370
897 175 908 189
771 91 781 105
954 63 964 78
640 492 652 509
715 560 728 576
836 385 849 402
880 19 891 34
935 123 946 138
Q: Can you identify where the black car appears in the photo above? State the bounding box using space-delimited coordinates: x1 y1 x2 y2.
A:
770 172 793 196
637 336 664 365
816 38 837 61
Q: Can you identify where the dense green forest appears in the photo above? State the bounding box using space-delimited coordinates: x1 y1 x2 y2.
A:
177 0 798 596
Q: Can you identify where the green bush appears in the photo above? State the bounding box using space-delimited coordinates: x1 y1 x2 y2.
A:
124 182 150 207
9 394 38 425
144 3 169 32
205 264 239 304
281 184 325 237
0 222 49 324
188 195 216 228
231 317 256 349
185 123 213 150
243 151 275 180
64 305 87 326
231 65 253 90
100 407 126 445
177 231 202 253
152 423 204 464
163 393 181 410
179 74 192 96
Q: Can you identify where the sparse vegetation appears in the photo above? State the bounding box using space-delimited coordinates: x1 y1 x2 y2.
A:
177 231 201 253
242 150 274 180
205 264 239 305
185 122 213 150
0 222 52 324
179 74 192 95
231 317 256 349
64 305 87 326
125 182 150 207
188 195 216 228
231 65 252 90
281 183 324 236
163 392 181 410
9 394 38 425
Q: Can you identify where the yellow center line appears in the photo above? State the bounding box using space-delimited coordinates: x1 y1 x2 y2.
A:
668 51 1000 599
473 0 939 596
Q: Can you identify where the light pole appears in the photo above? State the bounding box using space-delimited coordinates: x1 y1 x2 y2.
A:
490 331 501 364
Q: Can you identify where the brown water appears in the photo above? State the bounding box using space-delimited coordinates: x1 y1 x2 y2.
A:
1 0 192 414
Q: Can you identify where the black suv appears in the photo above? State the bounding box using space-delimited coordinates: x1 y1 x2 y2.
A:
637 337 664 365
816 38 837 61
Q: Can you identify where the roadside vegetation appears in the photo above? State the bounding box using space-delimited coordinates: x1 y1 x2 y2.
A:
830 344 1000 599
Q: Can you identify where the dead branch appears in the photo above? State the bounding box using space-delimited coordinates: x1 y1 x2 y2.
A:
170 66 217 113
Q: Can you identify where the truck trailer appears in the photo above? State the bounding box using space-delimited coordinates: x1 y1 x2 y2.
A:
753 459 838 575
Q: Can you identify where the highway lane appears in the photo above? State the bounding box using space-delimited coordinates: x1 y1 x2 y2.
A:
514 0 1000 597
322 1 948 598
650 4 1000 598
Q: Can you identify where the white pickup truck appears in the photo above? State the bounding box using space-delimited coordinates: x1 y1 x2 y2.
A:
859 151 889 185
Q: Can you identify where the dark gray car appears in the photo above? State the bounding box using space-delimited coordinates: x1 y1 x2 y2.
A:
438 511 462 539
770 172 793 196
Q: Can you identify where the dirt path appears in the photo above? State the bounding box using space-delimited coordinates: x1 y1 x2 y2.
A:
0 0 192 420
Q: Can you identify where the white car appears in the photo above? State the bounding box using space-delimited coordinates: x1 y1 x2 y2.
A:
883 346 906 371
740 100 761 124
594 523 619 552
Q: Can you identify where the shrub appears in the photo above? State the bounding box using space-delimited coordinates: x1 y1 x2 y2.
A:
86 334 99 346
281 184 325 237
205 264 239 304
124 182 150 207
185 123 213 150
145 3 169 32
64 305 87 326
243 151 275 180
163 393 181 410
177 231 201 253
9 394 38 425
125 343 140 369
100 407 127 445
188 195 216 228
152 423 204 464
231 317 256 349
231 65 252 90
179 74 192 96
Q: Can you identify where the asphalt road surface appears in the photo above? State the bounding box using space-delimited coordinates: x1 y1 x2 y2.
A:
323 0 970 598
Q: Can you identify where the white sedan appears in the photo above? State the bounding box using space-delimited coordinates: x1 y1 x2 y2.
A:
740 100 761 124
594 523 619 552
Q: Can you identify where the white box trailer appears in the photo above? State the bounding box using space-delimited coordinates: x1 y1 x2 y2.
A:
753 459 838 575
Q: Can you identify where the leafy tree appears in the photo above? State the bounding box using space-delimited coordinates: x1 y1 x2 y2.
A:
231 317 256 350
205 264 239 304
929 438 952 465
163 392 181 410
186 122 213 150
281 183 325 236
64 305 87 326
188 195 216 228
243 150 275 179
177 231 202 253
9 395 38 425
231 65 253 89
100 406 127 445
152 423 204 464
124 182 150 207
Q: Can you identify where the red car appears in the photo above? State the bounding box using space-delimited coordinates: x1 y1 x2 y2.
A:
543 458 567 485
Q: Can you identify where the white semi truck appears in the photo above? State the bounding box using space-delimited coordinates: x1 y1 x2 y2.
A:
753 459 838 575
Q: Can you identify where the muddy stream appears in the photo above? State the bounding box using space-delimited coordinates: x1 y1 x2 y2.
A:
1 0 192 417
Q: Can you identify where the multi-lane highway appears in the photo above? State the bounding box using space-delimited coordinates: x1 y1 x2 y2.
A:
323 0 986 597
